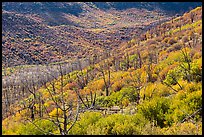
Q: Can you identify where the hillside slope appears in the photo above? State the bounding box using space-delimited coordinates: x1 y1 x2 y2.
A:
2 7 202 135
3 2 201 16
2 2 202 67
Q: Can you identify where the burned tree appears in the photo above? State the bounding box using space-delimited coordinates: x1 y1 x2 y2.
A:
96 59 111 96
137 50 142 69
24 63 81 135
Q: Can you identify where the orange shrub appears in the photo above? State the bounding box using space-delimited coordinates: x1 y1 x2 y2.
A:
111 80 124 92
66 82 78 90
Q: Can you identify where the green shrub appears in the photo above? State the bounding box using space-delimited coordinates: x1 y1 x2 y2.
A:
184 82 202 93
137 97 170 128
190 62 202 82
164 67 182 85
70 112 103 135
16 119 57 135
184 90 202 115
96 86 138 107
166 90 202 125
119 86 139 102
87 113 148 135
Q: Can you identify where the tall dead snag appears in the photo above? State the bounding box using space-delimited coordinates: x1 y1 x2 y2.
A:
192 33 198 49
70 58 98 110
132 56 137 70
75 58 92 90
112 53 120 71
42 63 98 134
76 70 88 90
20 71 39 121
124 53 130 70
146 52 153 83
129 71 144 104
33 63 81 135
2 77 12 118
15 63 81 135
74 88 97 110
96 59 111 96
137 50 142 69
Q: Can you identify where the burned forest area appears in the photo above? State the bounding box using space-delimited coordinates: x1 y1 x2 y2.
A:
2 2 202 135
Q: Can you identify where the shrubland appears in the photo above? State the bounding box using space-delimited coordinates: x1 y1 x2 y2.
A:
2 6 202 135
